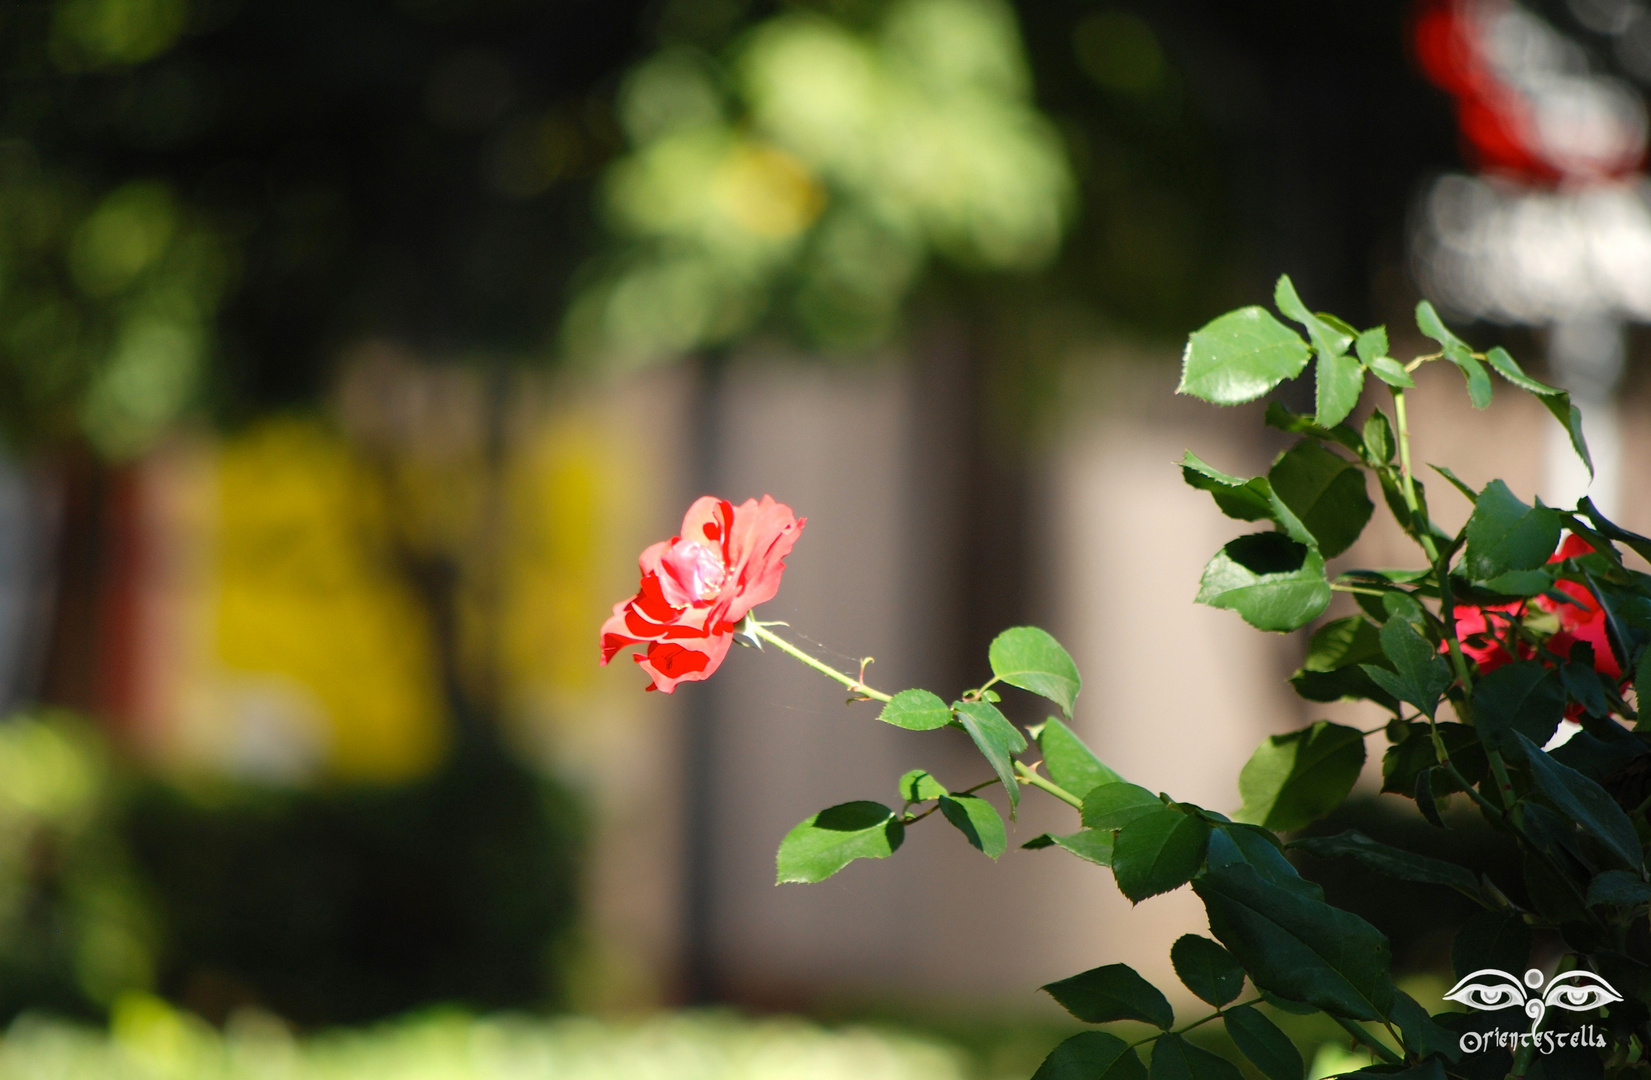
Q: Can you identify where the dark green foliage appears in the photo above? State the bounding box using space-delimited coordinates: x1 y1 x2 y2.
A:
1042 963 1174 1028
126 737 583 1025
1170 934 1244 1007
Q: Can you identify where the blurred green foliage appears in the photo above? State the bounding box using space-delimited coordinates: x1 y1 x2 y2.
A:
0 713 582 1028
564 0 1074 361
0 714 157 1020
0 1005 977 1080
0 150 230 456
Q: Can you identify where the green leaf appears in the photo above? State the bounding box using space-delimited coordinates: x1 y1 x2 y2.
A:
1235 721 1367 832
1381 722 1484 798
1463 480 1561 581
1113 807 1210 903
1455 352 1492 408
952 700 1026 809
1560 660 1611 719
1414 768 1445 826
1513 730 1645 871
1207 824 1324 900
989 627 1081 717
878 688 953 731
1263 402 1365 455
1258 990 1319 1016
897 769 946 803
1428 464 1477 503
1289 830 1480 900
1577 496 1651 564
1149 1033 1243 1080
1196 534 1331 633
1179 307 1311 405
1038 717 1123 801
1267 440 1373 558
1032 1032 1147 1080
1362 410 1394 463
1416 301 1491 408
1193 860 1395 1021
1223 1005 1303 1080
1043 963 1175 1028
1485 346 1592 474
1170 934 1245 1007
1274 278 1363 429
1182 451 1275 522
1180 452 1316 547
1472 662 1565 750
1355 325 1388 364
1314 350 1365 430
1365 617 1452 719
1479 570 1553 597
939 793 1007 858
1366 355 1414 388
1389 990 1461 1063
1587 869 1651 907
1274 276 1353 360
1084 782 1166 830
1451 909 1530 980
1051 828 1115 866
776 802 904 883
1290 616 1396 709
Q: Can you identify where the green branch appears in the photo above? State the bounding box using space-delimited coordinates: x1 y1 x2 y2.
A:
750 621 893 703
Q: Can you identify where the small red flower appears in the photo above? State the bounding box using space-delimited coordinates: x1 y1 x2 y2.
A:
1535 535 1621 680
1446 534 1625 717
1453 602 1528 674
601 495 805 692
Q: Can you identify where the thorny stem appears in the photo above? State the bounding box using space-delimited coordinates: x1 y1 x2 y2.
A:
1394 386 1475 698
1015 761 1083 808
1330 582 1388 597
1392 389 1440 565
750 622 893 703
1126 996 1265 1050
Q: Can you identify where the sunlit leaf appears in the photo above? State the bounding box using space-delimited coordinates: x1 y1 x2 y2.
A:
776 801 903 883
1235 721 1366 832
953 700 1026 808
1463 480 1561 582
1267 440 1373 557
1196 534 1330 632
1178 307 1309 405
989 627 1081 717
877 688 953 730
938 793 1006 858
1112 806 1209 903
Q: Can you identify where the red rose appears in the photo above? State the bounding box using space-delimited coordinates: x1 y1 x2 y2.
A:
600 495 805 692
1534 534 1621 680
1447 534 1623 715
1453 602 1528 674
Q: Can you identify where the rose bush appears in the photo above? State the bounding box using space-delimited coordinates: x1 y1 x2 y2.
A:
602 277 1651 1079
601 495 804 692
